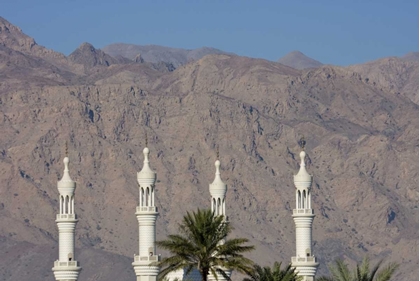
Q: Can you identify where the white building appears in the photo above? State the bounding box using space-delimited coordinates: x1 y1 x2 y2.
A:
291 149 319 281
52 156 82 281
132 147 161 281
208 159 232 281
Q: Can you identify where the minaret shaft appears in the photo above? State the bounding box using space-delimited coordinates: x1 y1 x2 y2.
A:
208 159 232 281
291 150 319 281
133 147 160 281
137 212 158 256
293 216 314 257
57 222 77 261
52 157 81 281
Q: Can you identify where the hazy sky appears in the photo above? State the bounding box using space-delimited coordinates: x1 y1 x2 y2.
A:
2 0 418 65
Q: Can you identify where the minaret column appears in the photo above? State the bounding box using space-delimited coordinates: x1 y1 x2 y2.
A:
52 156 81 281
291 149 319 281
208 159 232 281
132 147 160 281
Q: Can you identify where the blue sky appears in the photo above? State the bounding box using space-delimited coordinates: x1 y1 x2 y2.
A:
2 0 418 65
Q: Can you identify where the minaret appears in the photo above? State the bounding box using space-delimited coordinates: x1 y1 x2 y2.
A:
208 156 232 281
209 159 227 219
52 155 82 281
132 147 160 281
291 142 319 281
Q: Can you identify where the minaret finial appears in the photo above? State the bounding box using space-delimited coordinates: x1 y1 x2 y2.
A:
216 144 219 160
145 131 148 148
65 141 68 157
298 136 306 150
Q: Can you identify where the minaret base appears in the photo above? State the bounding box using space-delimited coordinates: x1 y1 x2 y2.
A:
133 255 160 281
52 260 81 281
291 256 318 281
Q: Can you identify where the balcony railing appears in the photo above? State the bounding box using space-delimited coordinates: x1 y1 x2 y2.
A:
54 260 79 267
136 206 158 213
292 209 314 215
291 256 317 263
56 214 77 220
134 255 161 262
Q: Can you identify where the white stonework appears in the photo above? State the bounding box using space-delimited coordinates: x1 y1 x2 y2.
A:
52 157 81 281
132 147 160 281
291 151 319 281
208 159 232 281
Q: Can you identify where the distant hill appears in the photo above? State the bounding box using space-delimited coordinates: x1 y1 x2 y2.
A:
401 51 419 62
102 43 232 68
278 51 323 69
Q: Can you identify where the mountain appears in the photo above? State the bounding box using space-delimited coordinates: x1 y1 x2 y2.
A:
347 55 419 104
401 51 419 62
0 17 418 281
102 43 231 68
68 42 133 70
277 51 323 70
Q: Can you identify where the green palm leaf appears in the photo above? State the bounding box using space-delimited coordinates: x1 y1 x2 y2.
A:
156 209 255 281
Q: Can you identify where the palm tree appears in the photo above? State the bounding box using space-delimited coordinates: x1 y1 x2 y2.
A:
156 209 255 281
243 261 301 281
317 257 399 281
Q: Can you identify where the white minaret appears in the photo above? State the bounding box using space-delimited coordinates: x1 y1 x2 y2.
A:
132 147 160 281
291 148 319 281
208 158 232 281
52 156 82 281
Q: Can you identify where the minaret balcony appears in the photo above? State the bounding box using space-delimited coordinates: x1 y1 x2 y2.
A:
133 254 161 262
293 209 314 215
136 206 158 213
53 260 80 267
292 256 317 263
56 214 77 220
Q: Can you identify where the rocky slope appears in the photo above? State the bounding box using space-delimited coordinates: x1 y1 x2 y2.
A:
278 51 323 69
0 17 418 281
102 43 231 68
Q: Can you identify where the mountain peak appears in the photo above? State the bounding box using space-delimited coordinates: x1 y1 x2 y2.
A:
0 16 37 52
68 42 131 70
278 50 323 70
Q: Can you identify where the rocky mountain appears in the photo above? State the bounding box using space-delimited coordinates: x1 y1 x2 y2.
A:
102 43 231 68
0 18 418 281
348 56 419 105
401 51 419 62
277 51 323 69
68 42 133 70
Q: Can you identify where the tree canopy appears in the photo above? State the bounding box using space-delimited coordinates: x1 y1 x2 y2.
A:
156 209 255 281
317 257 399 281
243 261 301 281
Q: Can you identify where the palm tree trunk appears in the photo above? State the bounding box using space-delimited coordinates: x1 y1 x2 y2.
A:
202 268 209 281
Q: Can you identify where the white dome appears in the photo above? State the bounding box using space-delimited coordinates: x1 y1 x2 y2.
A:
294 151 312 189
57 157 76 194
137 147 156 186
209 160 227 198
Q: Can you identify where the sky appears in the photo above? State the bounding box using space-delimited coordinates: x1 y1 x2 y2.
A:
2 0 419 65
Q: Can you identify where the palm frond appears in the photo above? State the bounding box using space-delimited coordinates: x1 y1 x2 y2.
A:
373 262 399 281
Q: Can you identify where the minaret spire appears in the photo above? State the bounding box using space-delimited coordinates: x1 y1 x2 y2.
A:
291 140 319 281
132 143 160 281
208 150 232 281
52 151 81 281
